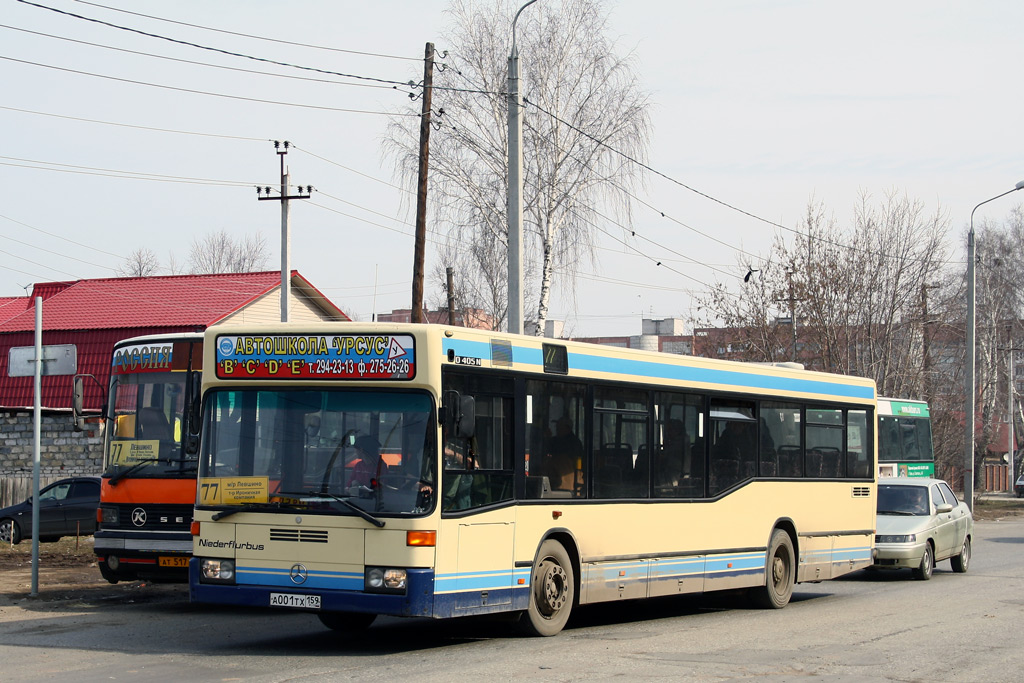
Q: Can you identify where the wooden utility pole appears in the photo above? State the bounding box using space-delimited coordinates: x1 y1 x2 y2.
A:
411 43 434 323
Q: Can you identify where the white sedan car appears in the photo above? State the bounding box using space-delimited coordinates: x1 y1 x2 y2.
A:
873 477 973 580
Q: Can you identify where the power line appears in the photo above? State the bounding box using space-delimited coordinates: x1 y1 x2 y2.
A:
72 0 423 62
16 0 418 88
0 23 415 93
0 212 125 259
0 103 267 141
0 55 418 116
0 153 265 186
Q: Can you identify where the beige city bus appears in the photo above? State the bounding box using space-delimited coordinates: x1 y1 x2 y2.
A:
190 323 877 636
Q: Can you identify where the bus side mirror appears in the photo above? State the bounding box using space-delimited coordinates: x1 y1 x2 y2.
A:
72 375 86 431
456 395 476 439
441 391 476 439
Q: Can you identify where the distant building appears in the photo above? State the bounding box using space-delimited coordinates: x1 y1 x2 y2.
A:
377 307 496 330
570 317 693 355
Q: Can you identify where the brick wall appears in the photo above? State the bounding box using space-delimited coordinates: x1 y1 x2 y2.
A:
0 410 103 507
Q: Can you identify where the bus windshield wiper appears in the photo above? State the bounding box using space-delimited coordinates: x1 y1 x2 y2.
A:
210 500 301 521
109 457 194 486
276 490 385 528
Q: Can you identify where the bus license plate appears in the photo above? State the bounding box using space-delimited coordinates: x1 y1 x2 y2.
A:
270 592 321 609
158 556 189 568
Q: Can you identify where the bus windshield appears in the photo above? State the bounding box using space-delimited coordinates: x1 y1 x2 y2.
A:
198 389 434 516
106 371 195 478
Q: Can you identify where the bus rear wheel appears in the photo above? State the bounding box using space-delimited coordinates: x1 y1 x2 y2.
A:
750 529 794 609
318 611 376 633
520 539 574 637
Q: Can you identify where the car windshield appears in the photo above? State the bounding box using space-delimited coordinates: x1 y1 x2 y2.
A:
877 484 929 515
198 389 434 517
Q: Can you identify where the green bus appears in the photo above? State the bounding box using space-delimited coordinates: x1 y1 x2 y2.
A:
877 398 934 478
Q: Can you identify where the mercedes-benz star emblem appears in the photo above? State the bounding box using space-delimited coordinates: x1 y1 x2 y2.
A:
131 507 147 527
289 564 308 585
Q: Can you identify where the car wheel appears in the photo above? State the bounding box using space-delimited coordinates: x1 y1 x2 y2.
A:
317 611 376 633
519 539 575 636
950 536 971 573
750 528 795 609
0 519 21 545
912 543 934 580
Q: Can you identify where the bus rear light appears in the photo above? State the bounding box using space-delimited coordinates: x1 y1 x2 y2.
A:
191 521 201 536
406 530 436 547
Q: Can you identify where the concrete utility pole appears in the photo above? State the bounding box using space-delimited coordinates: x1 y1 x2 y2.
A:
257 141 311 323
411 42 434 324
507 0 537 335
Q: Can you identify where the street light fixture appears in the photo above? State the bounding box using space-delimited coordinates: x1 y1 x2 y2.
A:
964 179 1024 510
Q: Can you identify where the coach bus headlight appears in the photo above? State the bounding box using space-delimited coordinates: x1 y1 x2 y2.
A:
99 506 118 525
365 567 407 594
875 534 916 544
200 558 236 584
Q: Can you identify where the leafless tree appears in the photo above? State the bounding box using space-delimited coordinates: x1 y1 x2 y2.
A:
187 230 270 274
117 248 160 277
385 0 650 332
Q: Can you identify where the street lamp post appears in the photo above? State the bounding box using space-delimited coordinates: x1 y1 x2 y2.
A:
507 0 538 335
965 179 1024 510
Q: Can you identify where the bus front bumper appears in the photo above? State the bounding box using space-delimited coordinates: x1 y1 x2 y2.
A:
188 559 435 617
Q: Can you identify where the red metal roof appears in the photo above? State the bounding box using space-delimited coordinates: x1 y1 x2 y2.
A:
0 271 295 332
0 271 347 409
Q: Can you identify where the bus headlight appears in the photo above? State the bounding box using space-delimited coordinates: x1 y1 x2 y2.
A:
99 506 119 525
200 558 236 584
365 567 407 593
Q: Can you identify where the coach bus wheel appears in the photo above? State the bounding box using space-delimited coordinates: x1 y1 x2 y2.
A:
520 539 575 637
318 611 376 633
750 528 794 609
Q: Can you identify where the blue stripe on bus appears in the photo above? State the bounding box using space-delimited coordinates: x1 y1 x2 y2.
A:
442 338 873 400
237 565 364 591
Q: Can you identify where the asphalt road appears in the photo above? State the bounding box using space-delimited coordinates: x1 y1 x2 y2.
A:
1 517 1022 682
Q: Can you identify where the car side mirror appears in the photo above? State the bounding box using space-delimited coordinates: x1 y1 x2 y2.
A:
935 502 953 514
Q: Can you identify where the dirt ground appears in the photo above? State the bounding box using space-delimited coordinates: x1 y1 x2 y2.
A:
0 536 184 609
1 498 1020 608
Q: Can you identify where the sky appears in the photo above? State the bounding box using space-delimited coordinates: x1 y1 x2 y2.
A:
2 0 1023 337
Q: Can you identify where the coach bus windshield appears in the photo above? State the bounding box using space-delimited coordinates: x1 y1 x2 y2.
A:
198 389 434 517
106 371 196 479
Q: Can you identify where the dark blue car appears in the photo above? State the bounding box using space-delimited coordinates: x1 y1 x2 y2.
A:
0 477 100 544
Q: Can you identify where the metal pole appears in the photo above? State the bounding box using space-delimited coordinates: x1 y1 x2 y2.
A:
965 180 1024 510
1009 340 1015 491
507 0 537 335
30 297 41 596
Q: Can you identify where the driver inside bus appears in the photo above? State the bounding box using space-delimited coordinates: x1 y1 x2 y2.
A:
348 435 386 490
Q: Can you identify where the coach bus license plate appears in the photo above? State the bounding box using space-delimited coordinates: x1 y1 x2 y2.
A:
158 556 189 568
270 592 321 609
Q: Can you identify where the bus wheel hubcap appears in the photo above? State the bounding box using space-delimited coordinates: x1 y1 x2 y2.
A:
538 560 568 614
771 556 785 585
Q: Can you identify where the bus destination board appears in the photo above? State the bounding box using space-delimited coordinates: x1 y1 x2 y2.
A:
215 334 415 380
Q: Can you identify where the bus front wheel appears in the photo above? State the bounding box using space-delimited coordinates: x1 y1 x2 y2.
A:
520 539 575 637
750 529 794 609
318 611 376 633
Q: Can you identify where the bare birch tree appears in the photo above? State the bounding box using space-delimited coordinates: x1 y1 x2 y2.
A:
187 230 270 274
385 0 650 331
117 248 160 277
